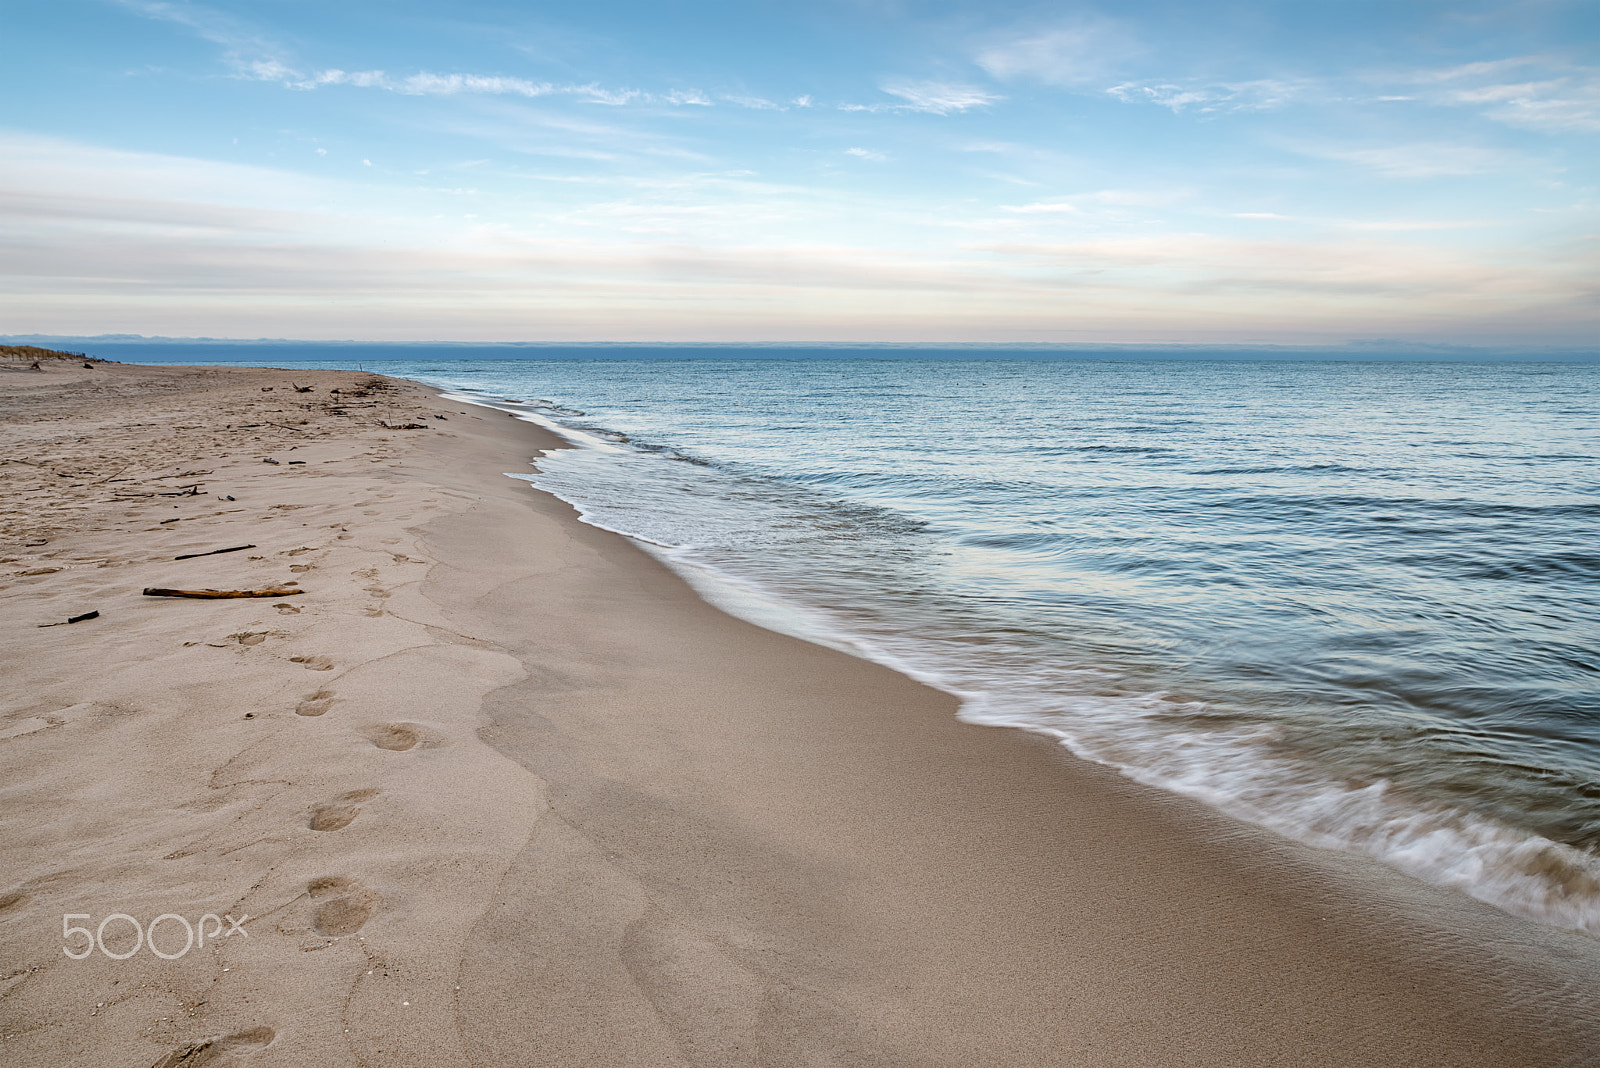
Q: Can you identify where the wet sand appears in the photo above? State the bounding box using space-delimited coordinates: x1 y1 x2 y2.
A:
2 360 1597 1067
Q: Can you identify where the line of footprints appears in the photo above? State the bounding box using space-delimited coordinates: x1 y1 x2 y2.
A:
154 524 425 1062
289 678 423 944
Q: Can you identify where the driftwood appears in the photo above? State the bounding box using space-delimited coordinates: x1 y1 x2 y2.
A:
143 587 303 599
174 544 256 561
39 610 99 628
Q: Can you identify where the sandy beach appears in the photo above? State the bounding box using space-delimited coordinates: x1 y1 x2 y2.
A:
3 358 1598 1068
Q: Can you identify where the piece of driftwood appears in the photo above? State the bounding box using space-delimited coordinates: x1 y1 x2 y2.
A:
39 610 99 628
174 544 256 561
143 587 303 598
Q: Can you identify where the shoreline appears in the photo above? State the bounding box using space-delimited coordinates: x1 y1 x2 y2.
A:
434 380 1600 941
2 362 1598 1066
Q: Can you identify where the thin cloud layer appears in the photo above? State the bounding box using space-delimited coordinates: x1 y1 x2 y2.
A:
975 20 1138 85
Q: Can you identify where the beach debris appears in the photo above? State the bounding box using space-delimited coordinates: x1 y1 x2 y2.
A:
262 458 280 464
433 414 447 419
174 544 256 561
380 422 428 430
38 610 99 628
135 484 204 497
292 383 314 393
143 587 304 599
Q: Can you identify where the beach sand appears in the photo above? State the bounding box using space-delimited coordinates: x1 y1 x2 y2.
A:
2 360 1597 1067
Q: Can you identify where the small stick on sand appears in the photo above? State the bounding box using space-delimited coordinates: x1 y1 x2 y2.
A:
142 587 303 598
173 544 256 561
38 610 100 628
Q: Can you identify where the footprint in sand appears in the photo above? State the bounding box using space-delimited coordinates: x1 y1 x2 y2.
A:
289 655 334 671
288 563 314 573
307 789 378 831
307 875 379 936
229 632 267 646
273 603 300 615
294 689 335 716
367 724 421 751
151 1025 275 1067
307 803 357 832
0 891 27 913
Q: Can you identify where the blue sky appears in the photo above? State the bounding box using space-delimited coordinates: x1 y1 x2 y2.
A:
4 0 1596 345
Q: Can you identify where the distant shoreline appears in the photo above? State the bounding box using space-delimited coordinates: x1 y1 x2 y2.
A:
7 337 1597 362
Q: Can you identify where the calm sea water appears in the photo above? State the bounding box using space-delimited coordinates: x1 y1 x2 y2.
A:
126 352 1600 933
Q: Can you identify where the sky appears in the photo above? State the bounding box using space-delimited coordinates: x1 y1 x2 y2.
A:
3 0 1597 346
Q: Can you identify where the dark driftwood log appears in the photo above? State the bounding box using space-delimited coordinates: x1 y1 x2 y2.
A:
174 544 256 561
38 610 99 628
142 587 303 598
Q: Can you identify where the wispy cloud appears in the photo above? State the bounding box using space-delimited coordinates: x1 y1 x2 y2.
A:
115 0 711 109
842 80 1002 115
664 89 713 107
114 0 292 80
1390 56 1600 133
277 68 714 107
845 147 888 162
973 233 1590 309
1001 189 1189 215
722 94 782 110
1106 79 1309 114
1443 76 1600 133
1294 141 1512 178
1230 212 1491 231
975 19 1138 85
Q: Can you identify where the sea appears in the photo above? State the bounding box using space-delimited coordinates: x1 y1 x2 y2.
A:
105 346 1600 936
